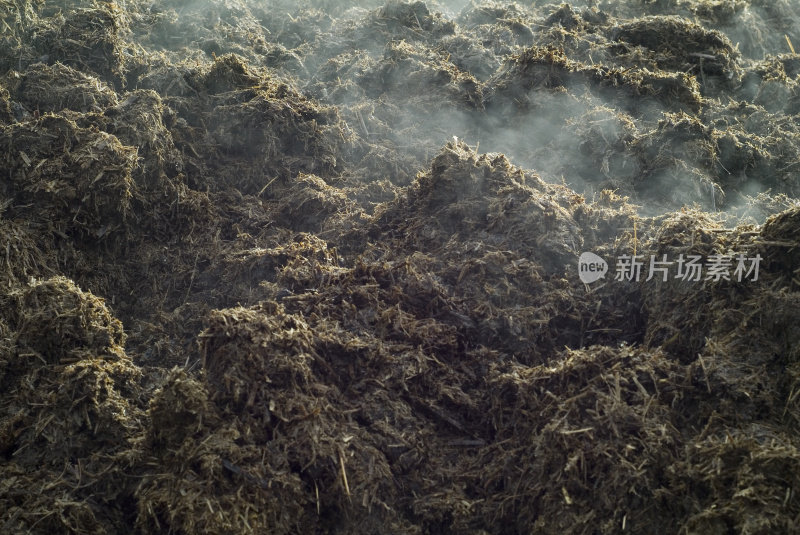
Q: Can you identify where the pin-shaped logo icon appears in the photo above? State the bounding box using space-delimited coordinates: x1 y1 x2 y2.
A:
578 252 608 284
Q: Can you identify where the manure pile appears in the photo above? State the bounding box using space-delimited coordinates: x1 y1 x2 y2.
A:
2 0 800 533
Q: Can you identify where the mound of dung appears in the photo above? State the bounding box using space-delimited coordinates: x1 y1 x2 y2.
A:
2 0 800 534
0 276 144 534
132 367 309 534
374 140 583 273
271 173 356 233
475 345 689 533
611 15 741 82
0 114 135 242
157 54 347 194
761 200 800 246
557 101 800 214
3 62 118 116
457 1 537 56
369 141 647 357
92 89 184 190
9 276 125 365
135 192 800 532
28 3 129 88
358 39 482 109
0 218 52 288
485 46 702 116
341 0 456 50
677 425 800 534
135 303 413 534
638 209 725 358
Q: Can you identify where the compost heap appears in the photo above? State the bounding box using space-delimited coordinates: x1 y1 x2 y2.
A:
1 0 800 533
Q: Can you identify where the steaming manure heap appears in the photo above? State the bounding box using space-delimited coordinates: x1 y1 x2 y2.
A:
2 0 800 533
